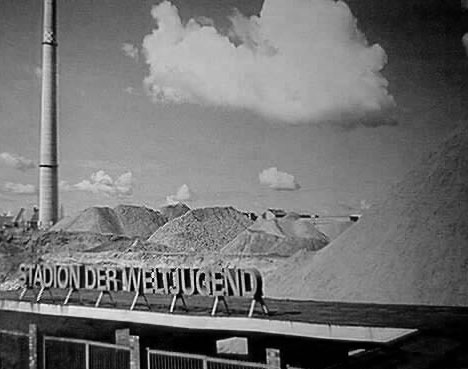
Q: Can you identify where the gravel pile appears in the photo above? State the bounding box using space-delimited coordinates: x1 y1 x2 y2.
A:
114 205 166 239
222 213 329 256
158 203 190 221
52 207 124 234
52 205 168 239
266 127 468 306
147 206 253 252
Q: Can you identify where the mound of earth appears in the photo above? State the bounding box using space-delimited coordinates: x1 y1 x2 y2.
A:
52 205 168 239
147 206 253 252
52 207 124 234
114 205 166 239
36 231 131 253
266 127 468 306
159 203 190 221
0 229 134 288
222 213 329 256
314 218 355 240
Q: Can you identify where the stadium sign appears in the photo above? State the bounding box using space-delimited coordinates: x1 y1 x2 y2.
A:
18 264 263 298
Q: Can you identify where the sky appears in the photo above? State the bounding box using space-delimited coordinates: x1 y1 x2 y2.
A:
0 0 467 217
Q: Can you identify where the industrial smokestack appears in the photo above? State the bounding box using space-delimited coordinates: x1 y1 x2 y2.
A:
38 0 59 228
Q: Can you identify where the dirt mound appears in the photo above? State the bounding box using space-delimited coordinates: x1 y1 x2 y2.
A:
314 218 355 240
222 214 329 256
52 205 168 239
147 206 253 252
114 205 166 239
266 127 468 306
52 207 124 234
159 203 190 221
36 231 130 253
0 229 134 288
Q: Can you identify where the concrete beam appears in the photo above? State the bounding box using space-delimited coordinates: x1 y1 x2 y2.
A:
0 300 416 344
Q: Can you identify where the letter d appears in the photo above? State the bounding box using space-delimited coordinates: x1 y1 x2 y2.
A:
85 266 97 289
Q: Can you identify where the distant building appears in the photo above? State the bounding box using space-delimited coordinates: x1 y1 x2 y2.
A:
265 209 287 219
28 207 39 230
243 212 258 221
262 209 317 220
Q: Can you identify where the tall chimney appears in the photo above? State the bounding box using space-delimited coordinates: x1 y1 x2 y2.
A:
39 0 59 228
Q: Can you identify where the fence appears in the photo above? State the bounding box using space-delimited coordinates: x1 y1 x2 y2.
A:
147 349 271 369
43 336 131 369
0 325 37 369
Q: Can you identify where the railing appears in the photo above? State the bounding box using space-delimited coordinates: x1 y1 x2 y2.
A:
147 349 270 369
43 335 131 369
207 356 270 369
0 329 30 369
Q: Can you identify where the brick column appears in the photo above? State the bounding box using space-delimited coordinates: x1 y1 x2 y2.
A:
115 329 140 369
129 335 140 369
115 328 131 346
28 324 37 369
266 348 281 369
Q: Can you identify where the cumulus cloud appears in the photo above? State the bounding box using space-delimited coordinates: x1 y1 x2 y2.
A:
360 199 371 210
259 167 299 190
3 182 36 195
59 180 73 192
166 184 192 204
62 170 133 197
123 86 142 96
0 152 35 171
122 43 139 60
141 0 393 123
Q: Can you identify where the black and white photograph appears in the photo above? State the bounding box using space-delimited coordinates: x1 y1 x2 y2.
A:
0 0 467 368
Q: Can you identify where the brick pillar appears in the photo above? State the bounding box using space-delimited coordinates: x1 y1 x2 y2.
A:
28 324 37 369
115 328 131 346
266 348 281 369
115 329 140 369
129 335 140 369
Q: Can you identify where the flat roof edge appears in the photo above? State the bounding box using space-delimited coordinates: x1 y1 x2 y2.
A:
0 299 416 343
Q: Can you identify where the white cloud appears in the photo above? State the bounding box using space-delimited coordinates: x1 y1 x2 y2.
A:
166 184 192 204
114 172 133 196
141 0 393 123
59 180 73 192
0 152 35 171
3 182 36 195
123 86 142 96
64 170 134 197
122 43 139 60
259 167 299 190
360 199 371 210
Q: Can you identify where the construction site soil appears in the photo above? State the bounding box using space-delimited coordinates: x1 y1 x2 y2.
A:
2 127 468 308
52 204 168 239
147 207 254 252
266 126 468 306
222 214 330 256
0 204 336 292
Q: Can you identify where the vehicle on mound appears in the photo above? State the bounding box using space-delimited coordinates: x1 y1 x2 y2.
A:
222 213 330 256
147 206 254 252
